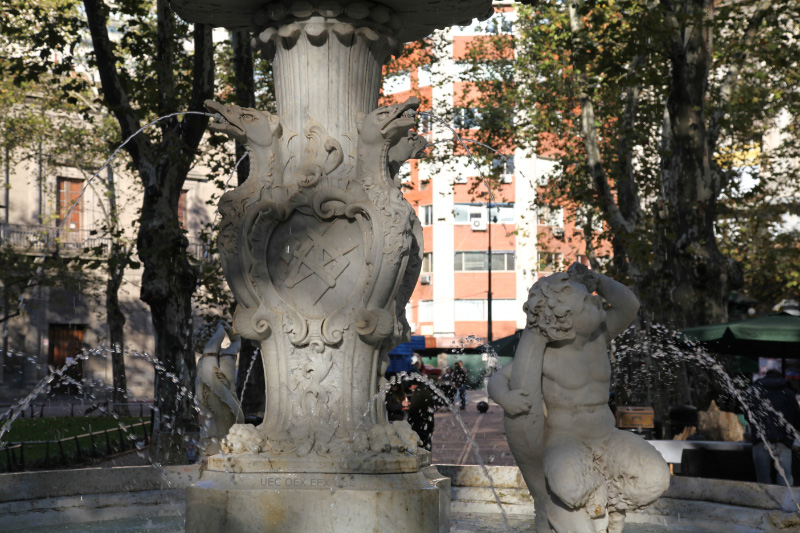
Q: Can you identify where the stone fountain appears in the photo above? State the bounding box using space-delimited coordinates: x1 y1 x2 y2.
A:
166 1 493 531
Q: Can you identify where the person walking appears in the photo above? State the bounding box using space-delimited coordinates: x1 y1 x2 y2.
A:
385 383 406 422
453 360 468 411
407 376 437 450
749 369 800 485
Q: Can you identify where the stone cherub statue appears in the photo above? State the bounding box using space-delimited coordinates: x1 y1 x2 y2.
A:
194 321 245 455
488 263 669 533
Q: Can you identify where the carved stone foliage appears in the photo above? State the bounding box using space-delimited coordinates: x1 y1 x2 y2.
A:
253 0 405 60
169 0 495 44
206 96 426 459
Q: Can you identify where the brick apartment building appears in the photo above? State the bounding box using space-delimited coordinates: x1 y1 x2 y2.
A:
381 4 605 361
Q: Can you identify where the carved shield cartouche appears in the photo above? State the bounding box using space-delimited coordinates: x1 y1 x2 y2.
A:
206 98 425 457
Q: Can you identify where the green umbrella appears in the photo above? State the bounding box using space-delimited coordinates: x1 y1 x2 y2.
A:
683 313 800 359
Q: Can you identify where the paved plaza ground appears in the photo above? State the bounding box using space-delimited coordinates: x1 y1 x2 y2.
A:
430 388 517 467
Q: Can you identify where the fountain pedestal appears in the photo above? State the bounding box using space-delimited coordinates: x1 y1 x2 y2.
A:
168 0 492 530
185 463 451 532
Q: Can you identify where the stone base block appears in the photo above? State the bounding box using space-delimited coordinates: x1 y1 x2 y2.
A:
185 469 445 532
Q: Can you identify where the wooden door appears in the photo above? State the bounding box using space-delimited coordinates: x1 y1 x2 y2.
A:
48 324 84 394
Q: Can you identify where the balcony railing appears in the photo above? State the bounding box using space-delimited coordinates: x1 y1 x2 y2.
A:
0 224 213 260
0 224 112 256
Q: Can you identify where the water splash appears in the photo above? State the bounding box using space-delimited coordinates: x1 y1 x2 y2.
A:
359 370 512 531
238 346 260 406
615 323 800 512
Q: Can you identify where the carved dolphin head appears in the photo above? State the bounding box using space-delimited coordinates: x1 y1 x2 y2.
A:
204 99 280 147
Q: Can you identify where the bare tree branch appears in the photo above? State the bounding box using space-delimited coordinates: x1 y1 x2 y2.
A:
616 54 645 228
155 0 177 119
567 0 635 235
82 0 150 163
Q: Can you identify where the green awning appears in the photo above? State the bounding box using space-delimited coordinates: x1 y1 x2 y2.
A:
684 313 800 343
683 313 800 359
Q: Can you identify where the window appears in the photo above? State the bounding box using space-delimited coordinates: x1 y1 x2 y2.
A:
454 203 514 224
488 204 514 223
453 107 482 129
492 155 514 176
417 113 433 134
453 204 483 223
455 251 515 272
538 205 564 228
537 251 563 272
420 205 433 226
178 190 188 228
421 252 433 273
48 324 85 394
418 300 433 323
57 178 83 237
454 299 518 321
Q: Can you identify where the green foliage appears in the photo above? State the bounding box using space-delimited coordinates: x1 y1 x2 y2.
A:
1 415 144 443
453 1 800 313
0 242 100 324
718 201 800 311
0 415 147 471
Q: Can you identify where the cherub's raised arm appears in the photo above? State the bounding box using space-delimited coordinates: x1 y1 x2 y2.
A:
596 274 639 337
568 262 639 338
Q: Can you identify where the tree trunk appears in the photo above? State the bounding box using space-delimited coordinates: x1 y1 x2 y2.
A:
105 165 129 415
107 249 128 415
138 160 199 464
83 0 214 464
646 0 741 329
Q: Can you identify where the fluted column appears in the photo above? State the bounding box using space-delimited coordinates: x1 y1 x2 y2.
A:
254 2 402 177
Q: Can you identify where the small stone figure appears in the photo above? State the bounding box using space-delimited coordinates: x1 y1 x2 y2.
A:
489 263 669 533
194 321 244 455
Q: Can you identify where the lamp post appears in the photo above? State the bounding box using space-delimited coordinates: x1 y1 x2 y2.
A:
487 202 494 344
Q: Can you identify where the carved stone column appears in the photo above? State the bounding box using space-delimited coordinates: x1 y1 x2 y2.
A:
170 1 493 530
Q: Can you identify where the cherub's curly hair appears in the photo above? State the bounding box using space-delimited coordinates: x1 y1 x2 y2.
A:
523 273 576 342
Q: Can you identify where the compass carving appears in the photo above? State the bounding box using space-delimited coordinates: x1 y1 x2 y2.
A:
268 213 362 318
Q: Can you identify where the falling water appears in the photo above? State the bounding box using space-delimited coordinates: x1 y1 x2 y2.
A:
615 324 800 512
359 369 512 532
238 346 260 406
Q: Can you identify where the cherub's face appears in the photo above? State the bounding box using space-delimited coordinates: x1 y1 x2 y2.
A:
561 281 606 337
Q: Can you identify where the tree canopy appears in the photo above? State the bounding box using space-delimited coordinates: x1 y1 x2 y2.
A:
450 0 800 328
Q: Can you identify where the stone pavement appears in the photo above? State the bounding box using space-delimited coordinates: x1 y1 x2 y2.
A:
429 388 517 467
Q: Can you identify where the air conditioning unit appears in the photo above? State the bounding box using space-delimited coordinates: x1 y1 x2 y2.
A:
552 227 564 238
471 216 487 231
420 274 432 285
500 174 513 184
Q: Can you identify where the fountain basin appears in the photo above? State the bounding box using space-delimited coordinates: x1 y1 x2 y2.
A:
2 464 799 531
441 464 800 533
